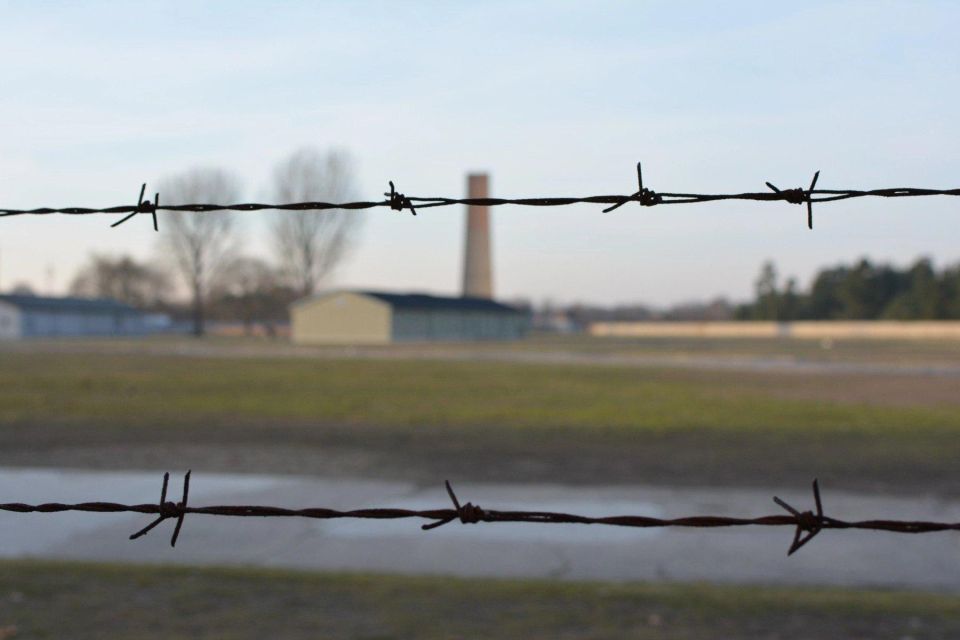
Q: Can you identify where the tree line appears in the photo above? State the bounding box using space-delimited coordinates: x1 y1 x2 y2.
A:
68 147 360 336
517 257 960 328
737 258 960 321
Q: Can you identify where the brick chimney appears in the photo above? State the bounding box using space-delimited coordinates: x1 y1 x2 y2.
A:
462 173 493 299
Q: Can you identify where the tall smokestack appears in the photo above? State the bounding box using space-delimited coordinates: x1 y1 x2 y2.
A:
462 173 493 299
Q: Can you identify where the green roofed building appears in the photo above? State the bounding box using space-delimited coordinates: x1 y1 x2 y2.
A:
290 290 528 345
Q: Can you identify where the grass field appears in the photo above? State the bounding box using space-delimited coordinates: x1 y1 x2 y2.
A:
1 560 959 639
3 350 959 430
0 344 958 493
9 333 960 364
2 339 959 638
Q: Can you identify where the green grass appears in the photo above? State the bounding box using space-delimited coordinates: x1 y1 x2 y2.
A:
1 560 959 639
1 350 959 493
0 352 958 434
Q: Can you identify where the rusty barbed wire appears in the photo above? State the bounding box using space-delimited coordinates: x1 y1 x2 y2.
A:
1 163 957 232
3 474 959 556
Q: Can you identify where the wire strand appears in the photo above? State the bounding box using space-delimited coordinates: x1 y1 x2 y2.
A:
2 164 957 232
2 476 956 555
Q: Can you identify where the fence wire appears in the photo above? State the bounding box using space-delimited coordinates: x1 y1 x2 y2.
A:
1 164 957 231
3 163 959 557
2 474 958 556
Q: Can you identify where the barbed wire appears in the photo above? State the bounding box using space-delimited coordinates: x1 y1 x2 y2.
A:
1 163 957 231
2 473 958 556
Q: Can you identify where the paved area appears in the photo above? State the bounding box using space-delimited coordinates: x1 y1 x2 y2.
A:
5 339 960 377
2 467 960 590
463 350 960 377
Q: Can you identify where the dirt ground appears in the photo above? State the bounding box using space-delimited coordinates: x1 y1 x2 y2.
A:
2 560 960 640
3 420 959 497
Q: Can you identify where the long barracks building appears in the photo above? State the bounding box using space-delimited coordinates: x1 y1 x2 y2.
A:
0 294 146 339
290 290 527 344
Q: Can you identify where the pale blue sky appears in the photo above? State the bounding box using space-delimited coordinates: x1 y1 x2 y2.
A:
0 1 957 305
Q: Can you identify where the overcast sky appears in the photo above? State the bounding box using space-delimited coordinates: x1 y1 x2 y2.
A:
1 1 957 306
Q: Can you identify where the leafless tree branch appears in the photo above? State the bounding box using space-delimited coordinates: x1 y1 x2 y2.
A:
158 168 242 336
270 148 360 297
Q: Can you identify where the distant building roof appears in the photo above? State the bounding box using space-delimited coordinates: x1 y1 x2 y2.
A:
0 294 140 314
294 290 522 314
362 291 520 313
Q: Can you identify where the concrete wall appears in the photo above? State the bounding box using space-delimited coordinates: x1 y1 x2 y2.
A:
589 321 960 340
0 302 21 339
290 292 391 345
789 321 960 340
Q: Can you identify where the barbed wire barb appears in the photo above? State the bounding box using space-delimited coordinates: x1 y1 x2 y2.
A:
766 171 820 229
602 162 663 213
128 470 190 547
110 183 159 231
773 479 825 555
385 181 416 216
421 480 487 530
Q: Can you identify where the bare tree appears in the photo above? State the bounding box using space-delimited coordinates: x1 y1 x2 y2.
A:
270 148 359 297
10 282 35 296
158 168 241 336
69 254 171 308
209 256 296 335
